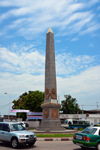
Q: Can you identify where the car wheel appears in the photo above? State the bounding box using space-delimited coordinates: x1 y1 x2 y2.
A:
96 142 100 150
11 138 19 148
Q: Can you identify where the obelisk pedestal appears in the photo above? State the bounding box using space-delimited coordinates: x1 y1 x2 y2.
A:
38 28 63 132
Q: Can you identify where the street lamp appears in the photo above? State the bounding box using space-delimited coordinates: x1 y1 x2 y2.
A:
4 92 10 120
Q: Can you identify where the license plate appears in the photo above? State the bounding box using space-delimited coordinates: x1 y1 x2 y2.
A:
21 139 26 142
30 137 33 139
76 135 82 140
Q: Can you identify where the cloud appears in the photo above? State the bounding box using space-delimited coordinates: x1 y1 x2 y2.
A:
56 53 95 76
0 47 45 74
0 72 44 115
0 0 99 39
0 46 96 76
71 37 78 42
57 65 100 106
0 73 44 95
88 0 99 6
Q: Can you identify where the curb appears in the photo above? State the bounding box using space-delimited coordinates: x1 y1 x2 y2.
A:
37 137 73 141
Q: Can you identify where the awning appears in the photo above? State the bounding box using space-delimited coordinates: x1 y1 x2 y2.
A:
27 115 42 120
11 109 30 113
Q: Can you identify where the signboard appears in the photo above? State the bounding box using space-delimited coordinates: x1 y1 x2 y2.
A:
27 116 42 120
27 112 43 115
51 99 58 103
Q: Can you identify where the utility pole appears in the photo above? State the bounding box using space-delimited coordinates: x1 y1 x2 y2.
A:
58 96 60 104
5 92 10 120
82 105 84 114
96 101 98 109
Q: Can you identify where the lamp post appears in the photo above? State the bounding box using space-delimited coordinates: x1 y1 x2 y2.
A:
5 92 10 120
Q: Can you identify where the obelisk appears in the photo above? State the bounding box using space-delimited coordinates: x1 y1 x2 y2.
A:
38 28 63 132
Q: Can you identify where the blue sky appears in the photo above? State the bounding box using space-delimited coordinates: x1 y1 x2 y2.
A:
0 0 100 115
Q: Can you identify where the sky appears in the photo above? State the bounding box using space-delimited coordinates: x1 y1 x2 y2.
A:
0 0 100 116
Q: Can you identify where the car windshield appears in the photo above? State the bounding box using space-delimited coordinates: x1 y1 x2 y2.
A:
82 127 97 134
10 124 25 131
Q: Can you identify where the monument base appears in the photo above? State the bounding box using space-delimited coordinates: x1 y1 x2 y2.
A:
38 103 64 132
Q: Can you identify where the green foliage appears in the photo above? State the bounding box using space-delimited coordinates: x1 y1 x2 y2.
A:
60 95 81 114
36 133 73 137
12 90 44 112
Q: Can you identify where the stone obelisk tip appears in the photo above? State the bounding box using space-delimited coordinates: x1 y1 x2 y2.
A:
47 27 53 33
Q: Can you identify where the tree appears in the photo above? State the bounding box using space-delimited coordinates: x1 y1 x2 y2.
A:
12 90 44 112
12 90 44 120
60 95 81 114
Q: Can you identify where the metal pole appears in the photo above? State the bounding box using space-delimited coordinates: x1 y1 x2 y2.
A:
82 105 84 114
5 93 10 120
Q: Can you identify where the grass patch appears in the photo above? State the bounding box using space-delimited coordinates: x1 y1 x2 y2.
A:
36 134 74 137
78 128 84 131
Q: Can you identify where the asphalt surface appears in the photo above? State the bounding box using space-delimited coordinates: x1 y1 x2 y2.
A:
0 141 79 150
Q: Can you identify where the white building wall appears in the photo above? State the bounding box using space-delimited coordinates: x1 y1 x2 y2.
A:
60 114 100 125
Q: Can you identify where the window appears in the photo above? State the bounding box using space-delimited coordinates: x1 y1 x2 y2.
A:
10 124 25 131
99 130 100 136
73 121 78 124
82 127 97 134
3 124 10 131
0 124 3 130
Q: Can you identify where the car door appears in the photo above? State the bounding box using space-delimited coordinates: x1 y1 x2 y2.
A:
1 124 10 142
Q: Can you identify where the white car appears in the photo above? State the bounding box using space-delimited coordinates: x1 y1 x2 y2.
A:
0 122 37 148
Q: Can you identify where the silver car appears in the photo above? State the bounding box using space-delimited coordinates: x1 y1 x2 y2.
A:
0 122 37 148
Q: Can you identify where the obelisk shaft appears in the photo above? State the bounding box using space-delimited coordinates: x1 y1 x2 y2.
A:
44 28 57 103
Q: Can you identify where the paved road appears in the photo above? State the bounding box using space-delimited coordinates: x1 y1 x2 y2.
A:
0 141 81 150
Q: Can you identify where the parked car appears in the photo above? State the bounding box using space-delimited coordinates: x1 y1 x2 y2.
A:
73 126 100 150
0 122 37 148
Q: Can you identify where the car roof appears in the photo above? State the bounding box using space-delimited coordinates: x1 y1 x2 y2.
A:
87 126 100 129
93 126 100 129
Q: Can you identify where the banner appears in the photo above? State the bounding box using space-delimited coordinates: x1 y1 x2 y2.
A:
11 109 30 113
27 112 42 115
27 115 43 120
